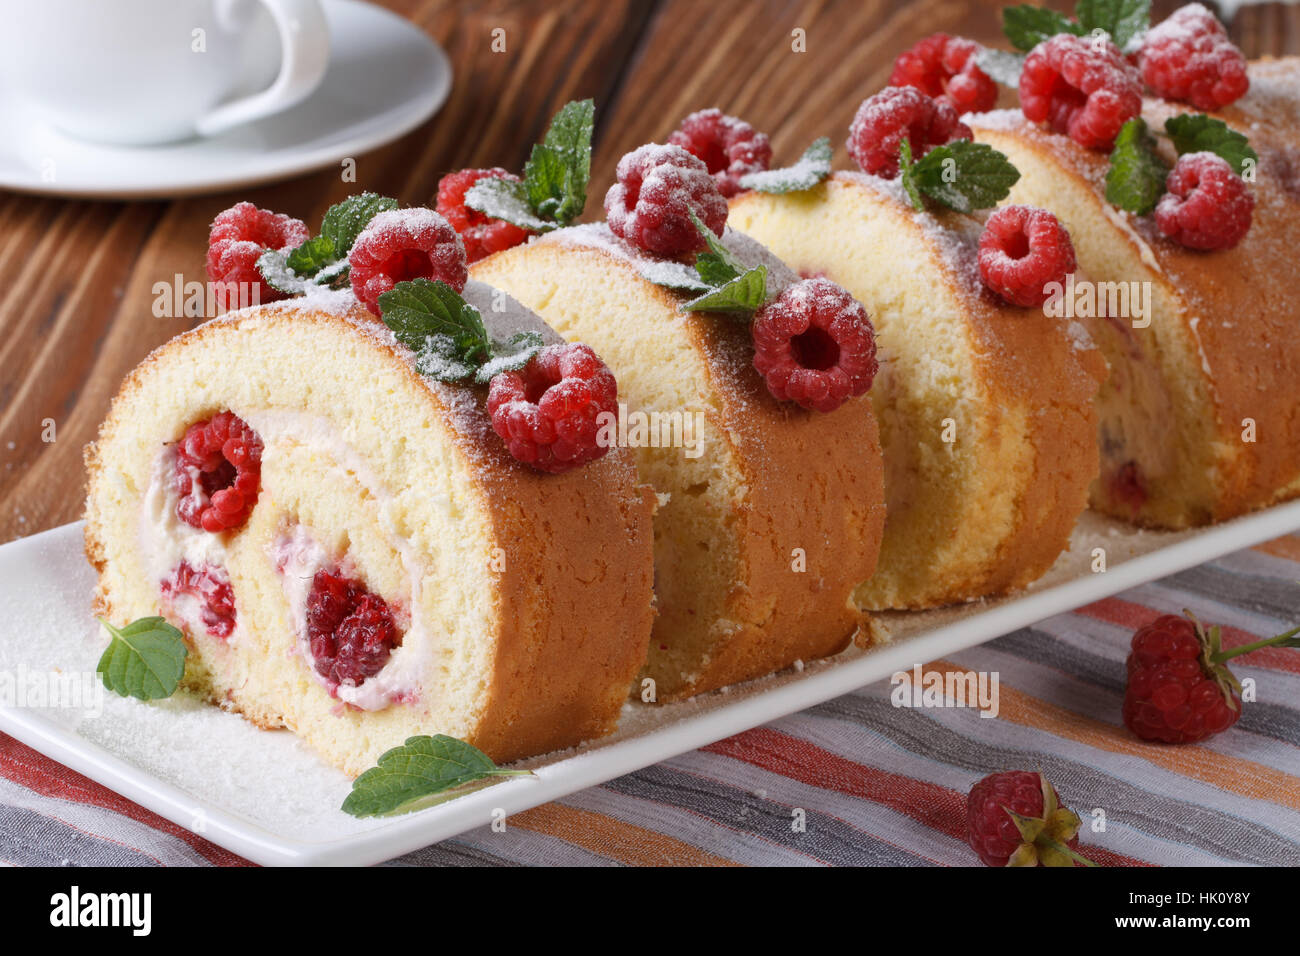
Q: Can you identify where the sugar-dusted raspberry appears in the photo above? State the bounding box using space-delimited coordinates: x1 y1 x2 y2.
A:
604 143 729 257
1019 34 1143 151
977 205 1077 308
206 202 310 309
846 86 972 179
967 771 1087 867
1154 152 1254 251
890 33 999 115
435 167 532 263
348 208 468 316
1138 3 1249 111
667 108 773 198
306 570 401 688
161 561 236 640
487 343 618 473
174 411 263 533
751 278 878 413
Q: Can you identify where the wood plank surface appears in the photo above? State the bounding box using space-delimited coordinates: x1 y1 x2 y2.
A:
0 0 1295 542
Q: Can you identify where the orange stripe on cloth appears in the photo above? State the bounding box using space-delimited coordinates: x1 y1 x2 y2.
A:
924 660 1300 811
1252 535 1300 562
509 802 739 867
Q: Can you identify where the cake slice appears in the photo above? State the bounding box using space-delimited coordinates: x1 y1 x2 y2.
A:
969 56 1300 527
728 172 1106 609
472 144 887 699
85 203 655 776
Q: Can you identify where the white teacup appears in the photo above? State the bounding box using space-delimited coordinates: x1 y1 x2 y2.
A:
0 0 330 146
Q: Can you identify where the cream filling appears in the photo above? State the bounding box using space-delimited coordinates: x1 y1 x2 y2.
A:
140 408 436 711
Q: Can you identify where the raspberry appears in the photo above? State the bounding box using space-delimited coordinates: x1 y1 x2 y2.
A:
604 144 729 257
1138 3 1249 111
751 278 878 413
435 167 532 263
306 570 401 688
977 205 1077 307
889 33 999 114
487 343 618 474
1019 34 1142 150
206 202 310 309
161 561 236 640
173 411 263 533
348 208 468 316
967 771 1090 867
1154 152 1254 251
846 86 972 178
667 108 773 198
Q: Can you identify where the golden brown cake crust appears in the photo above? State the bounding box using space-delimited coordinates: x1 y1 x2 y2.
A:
84 300 655 767
971 62 1300 523
473 237 887 698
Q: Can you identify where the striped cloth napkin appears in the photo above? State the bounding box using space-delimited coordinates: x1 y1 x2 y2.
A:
3 535 1298 867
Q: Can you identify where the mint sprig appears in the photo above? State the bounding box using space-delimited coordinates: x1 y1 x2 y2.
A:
738 137 833 194
465 99 595 232
1002 5 1082 50
1076 0 1150 49
682 266 769 314
255 192 398 296
97 617 188 701
975 47 1028 87
898 139 1021 214
1105 117 1169 215
342 734 533 818
1164 114 1258 177
377 278 544 384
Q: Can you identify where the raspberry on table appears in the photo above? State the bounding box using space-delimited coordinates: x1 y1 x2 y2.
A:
487 343 619 474
1154 152 1254 251
161 561 237 640
846 86 972 178
306 570 401 688
436 167 533 263
1138 3 1249 111
889 33 999 115
1124 614 1240 743
173 411 263 533
966 771 1089 867
348 208 468 316
604 143 729 257
751 278 878 413
1019 34 1143 151
977 205 1077 308
667 108 773 198
206 202 310 309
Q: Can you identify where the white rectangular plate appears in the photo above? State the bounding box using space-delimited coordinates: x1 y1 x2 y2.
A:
3 504 1300 866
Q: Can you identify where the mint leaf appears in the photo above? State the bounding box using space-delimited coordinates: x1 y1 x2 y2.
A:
975 47 1027 87
378 278 492 382
474 331 546 384
1076 0 1150 49
739 137 833 194
1002 5 1082 50
909 140 1021 213
465 177 557 233
97 617 187 701
523 98 594 225
342 734 532 817
688 210 746 286
1106 117 1169 215
1164 113 1258 177
256 248 309 296
320 192 398 257
681 265 768 315
898 138 925 211
286 235 337 278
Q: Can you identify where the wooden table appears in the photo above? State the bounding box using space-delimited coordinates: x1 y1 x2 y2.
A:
1 0 1296 543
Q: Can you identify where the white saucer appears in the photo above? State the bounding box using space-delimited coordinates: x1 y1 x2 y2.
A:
0 0 451 200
